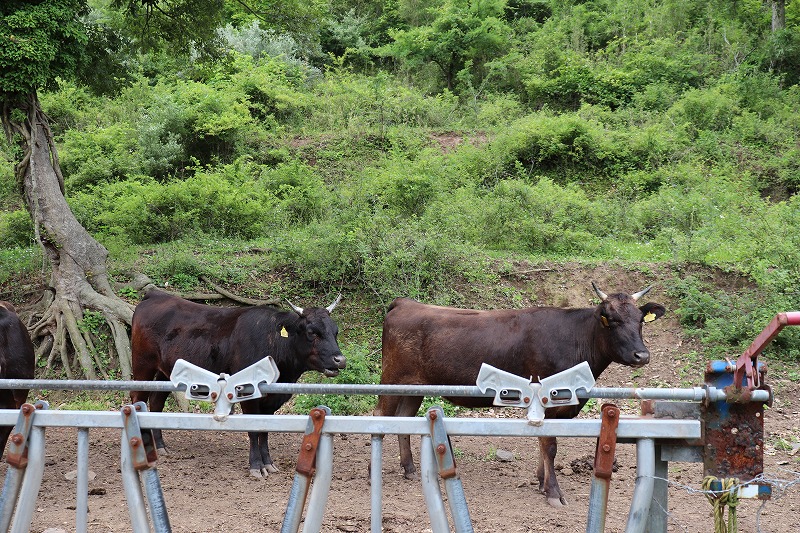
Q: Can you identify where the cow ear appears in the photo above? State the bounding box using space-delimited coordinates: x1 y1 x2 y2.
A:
279 319 301 337
640 303 665 323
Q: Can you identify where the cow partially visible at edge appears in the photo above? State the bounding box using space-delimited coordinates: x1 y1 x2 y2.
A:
375 282 665 507
0 301 35 457
130 290 346 478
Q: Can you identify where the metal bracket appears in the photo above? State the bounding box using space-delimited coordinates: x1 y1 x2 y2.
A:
295 407 327 477
121 402 159 470
476 361 595 425
5 401 47 469
170 356 280 420
594 404 620 479
427 406 457 479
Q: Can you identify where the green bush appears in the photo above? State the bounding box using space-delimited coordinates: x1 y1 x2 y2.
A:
70 166 271 244
260 161 330 225
667 86 741 137
61 123 139 191
293 343 380 415
477 177 612 255
0 209 34 248
669 272 800 361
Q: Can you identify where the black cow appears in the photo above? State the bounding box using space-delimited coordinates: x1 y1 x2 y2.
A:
375 283 665 506
0 301 35 456
130 290 346 478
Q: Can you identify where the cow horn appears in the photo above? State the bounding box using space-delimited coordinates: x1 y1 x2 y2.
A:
631 285 652 301
326 293 342 313
591 281 608 301
286 300 304 315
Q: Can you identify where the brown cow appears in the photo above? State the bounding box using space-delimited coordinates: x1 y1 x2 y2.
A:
130 290 346 478
375 283 665 507
0 301 35 456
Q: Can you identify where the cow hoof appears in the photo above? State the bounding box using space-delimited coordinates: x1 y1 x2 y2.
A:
264 464 279 474
403 471 418 481
249 468 265 479
547 496 567 507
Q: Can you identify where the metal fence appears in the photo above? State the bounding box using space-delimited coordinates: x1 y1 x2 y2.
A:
0 369 769 533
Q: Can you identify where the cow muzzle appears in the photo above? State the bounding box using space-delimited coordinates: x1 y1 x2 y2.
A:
631 351 650 367
323 353 347 377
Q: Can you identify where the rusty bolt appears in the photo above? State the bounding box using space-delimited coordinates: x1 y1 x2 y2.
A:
21 404 33 415
305 443 313 451
436 444 446 455
606 409 617 418
312 410 322 419
130 437 142 448
122 406 132 415
523 397 530 403
602 444 611 453
541 397 548 404
210 392 218 400
11 434 23 445
429 411 438 421
135 404 142 411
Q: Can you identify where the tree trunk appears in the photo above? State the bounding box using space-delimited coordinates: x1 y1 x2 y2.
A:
3 93 135 379
772 0 786 32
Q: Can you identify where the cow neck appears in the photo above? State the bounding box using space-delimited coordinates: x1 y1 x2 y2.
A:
583 314 616 379
276 312 307 383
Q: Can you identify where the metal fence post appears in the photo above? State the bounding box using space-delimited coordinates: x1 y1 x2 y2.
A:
625 438 655 533
370 434 383 533
281 406 330 533
427 406 474 533
586 403 620 533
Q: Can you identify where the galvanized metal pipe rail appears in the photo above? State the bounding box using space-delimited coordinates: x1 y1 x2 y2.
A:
0 379 771 403
0 407 701 533
0 410 701 440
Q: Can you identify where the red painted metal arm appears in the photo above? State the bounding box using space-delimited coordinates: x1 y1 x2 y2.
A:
733 311 800 390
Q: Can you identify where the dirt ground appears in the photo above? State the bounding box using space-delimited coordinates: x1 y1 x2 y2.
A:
4 266 800 532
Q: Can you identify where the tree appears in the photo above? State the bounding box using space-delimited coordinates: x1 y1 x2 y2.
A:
383 0 511 91
1 0 133 379
1 0 322 379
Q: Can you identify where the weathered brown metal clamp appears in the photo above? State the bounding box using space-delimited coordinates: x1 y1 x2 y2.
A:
295 407 328 477
427 406 458 479
593 403 620 479
6 400 49 469
121 402 159 471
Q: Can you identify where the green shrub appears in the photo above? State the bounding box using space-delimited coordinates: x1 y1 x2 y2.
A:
260 161 330 225
70 166 270 244
667 86 741 137
293 343 380 415
0 209 34 248
669 272 800 361
61 123 139 191
0 247 41 286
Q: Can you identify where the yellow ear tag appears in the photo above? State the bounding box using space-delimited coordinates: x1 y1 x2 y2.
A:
280 326 288 338
643 312 656 323
600 315 609 327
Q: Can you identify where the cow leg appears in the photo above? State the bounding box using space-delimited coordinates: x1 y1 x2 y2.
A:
537 436 567 507
0 389 16 456
246 431 279 479
395 395 423 480
145 390 170 454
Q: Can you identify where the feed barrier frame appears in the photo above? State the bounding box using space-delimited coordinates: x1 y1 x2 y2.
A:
0 374 768 533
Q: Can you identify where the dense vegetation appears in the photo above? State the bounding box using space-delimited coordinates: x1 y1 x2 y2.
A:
2 0 799 397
